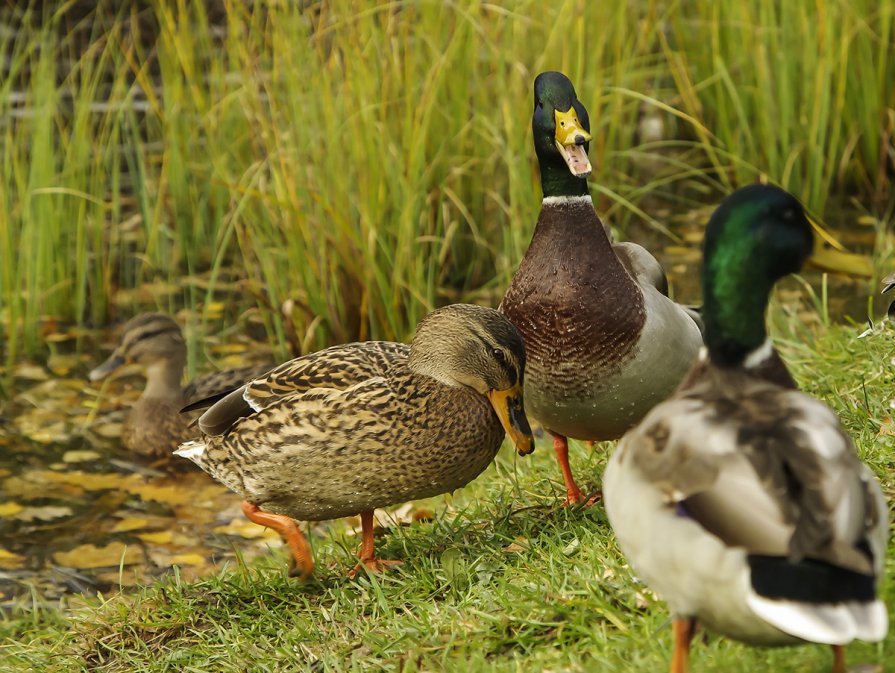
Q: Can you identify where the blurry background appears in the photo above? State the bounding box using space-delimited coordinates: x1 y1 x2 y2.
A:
1 0 892 379
0 0 893 609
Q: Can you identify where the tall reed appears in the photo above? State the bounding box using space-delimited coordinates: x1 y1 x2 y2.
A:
0 0 891 386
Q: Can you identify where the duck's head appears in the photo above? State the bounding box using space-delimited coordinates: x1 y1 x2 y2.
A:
409 304 534 455
89 312 187 383
532 71 592 197
702 184 813 366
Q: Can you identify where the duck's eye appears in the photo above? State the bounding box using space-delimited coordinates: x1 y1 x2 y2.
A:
491 348 506 362
537 100 544 110
782 208 796 221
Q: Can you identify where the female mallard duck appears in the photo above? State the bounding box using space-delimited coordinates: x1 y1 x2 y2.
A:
89 313 271 463
604 185 887 673
500 71 703 504
175 304 534 579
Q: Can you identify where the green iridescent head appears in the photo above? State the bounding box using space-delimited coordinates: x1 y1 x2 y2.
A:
702 184 813 365
531 72 592 198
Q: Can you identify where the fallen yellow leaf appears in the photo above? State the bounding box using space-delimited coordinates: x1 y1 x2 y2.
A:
124 482 193 506
137 530 173 544
31 470 130 491
168 553 207 567
0 548 25 569
0 502 24 517
110 517 151 533
214 517 280 540
62 450 103 463
14 505 73 522
53 542 142 569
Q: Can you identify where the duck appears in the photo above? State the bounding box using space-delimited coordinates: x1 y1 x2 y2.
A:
175 304 534 579
500 71 703 504
603 184 887 673
89 312 272 464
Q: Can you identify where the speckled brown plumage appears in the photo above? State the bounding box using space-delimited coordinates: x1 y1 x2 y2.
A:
175 304 534 576
89 313 271 462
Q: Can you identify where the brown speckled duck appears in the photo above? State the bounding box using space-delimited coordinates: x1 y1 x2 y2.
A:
175 304 534 578
89 313 271 463
605 185 887 673
500 72 703 504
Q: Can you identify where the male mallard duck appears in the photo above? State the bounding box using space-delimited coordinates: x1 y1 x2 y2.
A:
500 71 703 504
604 185 887 673
175 304 534 578
89 313 271 463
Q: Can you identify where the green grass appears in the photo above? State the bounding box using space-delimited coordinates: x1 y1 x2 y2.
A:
1 1 893 387
2 307 895 672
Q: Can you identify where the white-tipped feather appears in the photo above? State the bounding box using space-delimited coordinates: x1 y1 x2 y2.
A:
243 386 263 412
747 594 888 645
174 440 206 461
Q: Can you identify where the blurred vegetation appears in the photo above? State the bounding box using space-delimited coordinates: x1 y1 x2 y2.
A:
1 0 893 384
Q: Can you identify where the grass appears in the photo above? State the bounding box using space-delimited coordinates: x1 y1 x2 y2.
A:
2 296 895 672
1 1 893 389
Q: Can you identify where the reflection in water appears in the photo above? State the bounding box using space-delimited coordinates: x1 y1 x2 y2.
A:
0 367 285 611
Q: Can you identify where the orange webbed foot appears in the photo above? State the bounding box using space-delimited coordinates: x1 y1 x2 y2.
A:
347 510 402 578
241 501 314 581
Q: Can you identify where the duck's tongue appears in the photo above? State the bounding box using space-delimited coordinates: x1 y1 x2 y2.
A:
555 140 592 178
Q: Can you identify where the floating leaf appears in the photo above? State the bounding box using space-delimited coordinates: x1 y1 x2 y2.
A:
53 542 142 569
0 548 25 570
110 517 151 533
32 470 130 492
90 421 124 439
136 530 173 544
63 450 103 463
147 548 210 570
13 363 49 381
14 505 73 522
213 517 280 540
0 502 24 517
167 553 206 567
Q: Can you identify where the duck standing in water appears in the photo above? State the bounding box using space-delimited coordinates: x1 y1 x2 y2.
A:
177 304 534 578
604 185 887 673
500 72 703 504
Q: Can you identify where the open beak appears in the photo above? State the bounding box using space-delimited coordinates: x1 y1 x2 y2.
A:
554 107 592 178
88 352 126 382
487 384 534 456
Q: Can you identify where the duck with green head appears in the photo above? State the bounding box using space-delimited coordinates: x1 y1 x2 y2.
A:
500 71 703 504
604 185 887 673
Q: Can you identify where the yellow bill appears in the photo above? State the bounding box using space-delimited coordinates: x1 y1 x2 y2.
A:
554 107 592 178
487 384 534 456
806 213 873 278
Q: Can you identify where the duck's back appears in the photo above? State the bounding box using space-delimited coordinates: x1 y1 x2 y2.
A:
185 345 506 521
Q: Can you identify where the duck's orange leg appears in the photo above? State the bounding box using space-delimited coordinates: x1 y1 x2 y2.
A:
553 435 600 506
348 510 402 577
241 501 314 580
671 617 696 673
831 645 846 673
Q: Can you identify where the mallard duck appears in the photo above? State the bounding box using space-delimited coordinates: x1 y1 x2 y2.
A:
500 71 703 504
604 185 887 673
89 312 271 463
175 304 534 579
